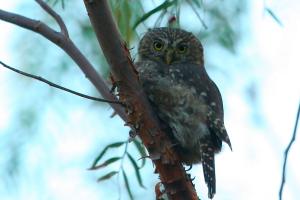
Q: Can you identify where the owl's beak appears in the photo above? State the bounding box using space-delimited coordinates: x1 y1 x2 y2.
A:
165 48 174 65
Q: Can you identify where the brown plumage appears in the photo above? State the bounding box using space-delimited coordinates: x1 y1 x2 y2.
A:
135 27 231 199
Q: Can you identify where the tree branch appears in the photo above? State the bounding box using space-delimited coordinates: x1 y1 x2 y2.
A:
0 5 127 121
279 102 300 200
0 60 122 105
35 0 69 37
83 0 198 199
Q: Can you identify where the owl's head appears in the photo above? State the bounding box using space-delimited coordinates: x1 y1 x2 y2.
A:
138 27 204 65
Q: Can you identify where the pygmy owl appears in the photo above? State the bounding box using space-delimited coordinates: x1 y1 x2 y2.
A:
135 27 232 199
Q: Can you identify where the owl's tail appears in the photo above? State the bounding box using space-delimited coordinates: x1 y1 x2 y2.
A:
201 145 216 199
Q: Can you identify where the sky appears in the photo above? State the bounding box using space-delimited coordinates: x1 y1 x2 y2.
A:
0 1 299 200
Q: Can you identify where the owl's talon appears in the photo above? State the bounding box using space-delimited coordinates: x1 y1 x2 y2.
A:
185 165 193 171
129 130 137 140
185 173 195 182
190 176 196 181
109 73 118 94
110 84 117 94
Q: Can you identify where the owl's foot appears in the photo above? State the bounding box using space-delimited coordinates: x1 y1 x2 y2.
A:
110 84 117 94
186 173 196 184
185 165 193 171
128 130 138 141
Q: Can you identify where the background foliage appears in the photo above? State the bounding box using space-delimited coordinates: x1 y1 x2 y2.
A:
1 0 299 200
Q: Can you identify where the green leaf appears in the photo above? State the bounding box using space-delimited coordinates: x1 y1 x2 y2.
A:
132 0 176 29
186 0 207 29
127 153 145 188
123 0 132 43
46 0 65 9
122 170 134 200
265 8 283 26
89 157 121 170
61 0 65 9
217 26 235 53
91 141 125 168
133 139 147 168
97 171 118 182
190 0 201 7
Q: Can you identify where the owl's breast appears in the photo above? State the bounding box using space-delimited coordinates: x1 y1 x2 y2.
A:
136 61 210 148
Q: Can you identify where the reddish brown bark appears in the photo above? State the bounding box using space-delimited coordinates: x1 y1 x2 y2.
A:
83 0 199 199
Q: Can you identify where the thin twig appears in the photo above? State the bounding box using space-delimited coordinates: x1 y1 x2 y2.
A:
279 102 300 200
154 9 167 27
117 140 129 199
0 61 123 105
186 0 207 29
0 7 126 120
35 0 69 37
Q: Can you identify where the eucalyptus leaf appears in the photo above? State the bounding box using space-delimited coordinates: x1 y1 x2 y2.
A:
265 8 283 26
89 157 121 170
91 141 125 168
132 0 176 29
133 139 147 168
190 0 201 7
123 170 134 200
127 153 145 188
97 171 118 182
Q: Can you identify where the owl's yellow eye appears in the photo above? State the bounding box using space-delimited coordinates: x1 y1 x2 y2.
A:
177 44 187 54
153 41 163 51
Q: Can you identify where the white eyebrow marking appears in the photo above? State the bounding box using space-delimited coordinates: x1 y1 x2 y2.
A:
172 39 185 48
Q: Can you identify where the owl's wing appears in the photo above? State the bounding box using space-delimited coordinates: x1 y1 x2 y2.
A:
184 63 232 150
206 78 224 120
205 73 232 150
207 105 232 150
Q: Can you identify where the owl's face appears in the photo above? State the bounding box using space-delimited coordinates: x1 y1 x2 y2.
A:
138 27 204 65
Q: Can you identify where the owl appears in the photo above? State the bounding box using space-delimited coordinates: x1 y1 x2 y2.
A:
135 27 232 199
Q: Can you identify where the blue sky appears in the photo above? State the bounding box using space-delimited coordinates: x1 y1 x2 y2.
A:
0 1 299 200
